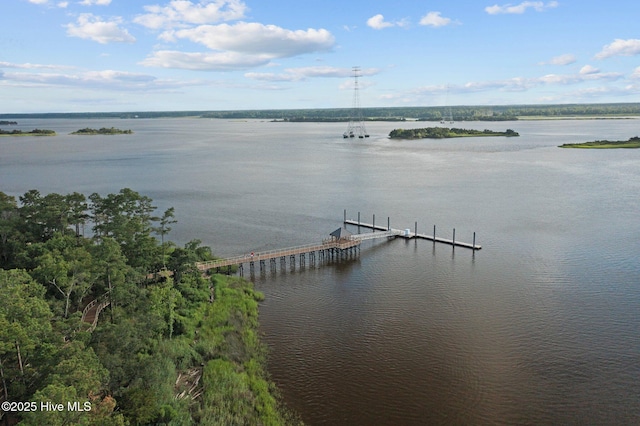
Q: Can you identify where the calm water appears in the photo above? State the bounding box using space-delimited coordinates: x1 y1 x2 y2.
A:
2 118 639 424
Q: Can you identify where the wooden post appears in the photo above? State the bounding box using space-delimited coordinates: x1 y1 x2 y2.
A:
344 209 347 227
433 225 436 239
453 228 456 246
373 214 376 232
358 211 360 226
387 217 390 231
415 221 418 237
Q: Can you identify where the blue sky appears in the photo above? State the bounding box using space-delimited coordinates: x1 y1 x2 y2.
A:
2 0 640 113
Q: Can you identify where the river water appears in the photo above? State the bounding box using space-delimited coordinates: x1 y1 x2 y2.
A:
1 118 639 424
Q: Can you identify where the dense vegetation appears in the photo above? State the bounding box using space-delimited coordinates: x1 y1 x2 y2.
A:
2 103 640 121
71 128 133 135
0 129 55 136
389 127 519 139
0 189 296 425
559 136 640 149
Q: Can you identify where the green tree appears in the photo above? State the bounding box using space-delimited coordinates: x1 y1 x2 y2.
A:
0 269 54 404
153 207 177 269
0 192 21 268
66 192 89 237
31 234 94 318
89 188 160 270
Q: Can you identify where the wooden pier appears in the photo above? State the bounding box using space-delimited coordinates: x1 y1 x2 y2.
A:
194 210 481 276
195 236 361 275
344 210 481 250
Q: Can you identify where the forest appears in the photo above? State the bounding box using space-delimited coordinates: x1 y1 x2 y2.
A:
0 189 296 425
71 128 133 135
2 102 640 122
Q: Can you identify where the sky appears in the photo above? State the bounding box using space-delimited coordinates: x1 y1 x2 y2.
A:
2 0 640 113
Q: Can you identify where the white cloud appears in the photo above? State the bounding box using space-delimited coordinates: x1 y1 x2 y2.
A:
0 61 74 70
366 14 394 30
139 50 272 70
400 69 623 100
245 66 379 82
542 54 576 66
631 67 640 80
366 14 408 30
579 65 599 75
595 39 640 60
485 1 559 15
167 22 334 57
79 0 112 5
66 14 136 44
419 12 454 28
134 0 247 29
26 0 69 6
0 68 198 91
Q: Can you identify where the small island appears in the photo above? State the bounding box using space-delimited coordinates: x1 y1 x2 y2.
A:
71 127 133 135
389 127 519 139
0 128 56 136
0 120 18 125
559 136 640 149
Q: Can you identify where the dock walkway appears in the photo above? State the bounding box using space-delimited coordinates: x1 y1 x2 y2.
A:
345 219 481 250
196 237 361 272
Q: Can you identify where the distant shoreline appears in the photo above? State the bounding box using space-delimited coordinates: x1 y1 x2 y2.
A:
2 103 640 121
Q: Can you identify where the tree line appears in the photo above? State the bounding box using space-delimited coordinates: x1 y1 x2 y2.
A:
0 188 296 425
3 102 640 121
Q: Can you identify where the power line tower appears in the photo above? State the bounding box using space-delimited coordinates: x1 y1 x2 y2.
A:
343 66 369 139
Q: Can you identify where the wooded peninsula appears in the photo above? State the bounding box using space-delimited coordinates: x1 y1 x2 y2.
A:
559 136 640 149
0 189 298 425
389 127 519 139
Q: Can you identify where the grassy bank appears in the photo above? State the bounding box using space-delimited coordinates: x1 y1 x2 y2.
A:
195 275 299 425
559 136 640 149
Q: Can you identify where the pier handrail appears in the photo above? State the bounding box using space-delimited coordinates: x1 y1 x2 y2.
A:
195 237 360 271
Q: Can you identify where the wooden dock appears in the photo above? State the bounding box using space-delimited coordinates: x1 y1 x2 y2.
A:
345 217 481 250
196 237 361 274
194 210 481 276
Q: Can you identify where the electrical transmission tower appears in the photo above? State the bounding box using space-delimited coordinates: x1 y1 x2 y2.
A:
343 66 369 139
